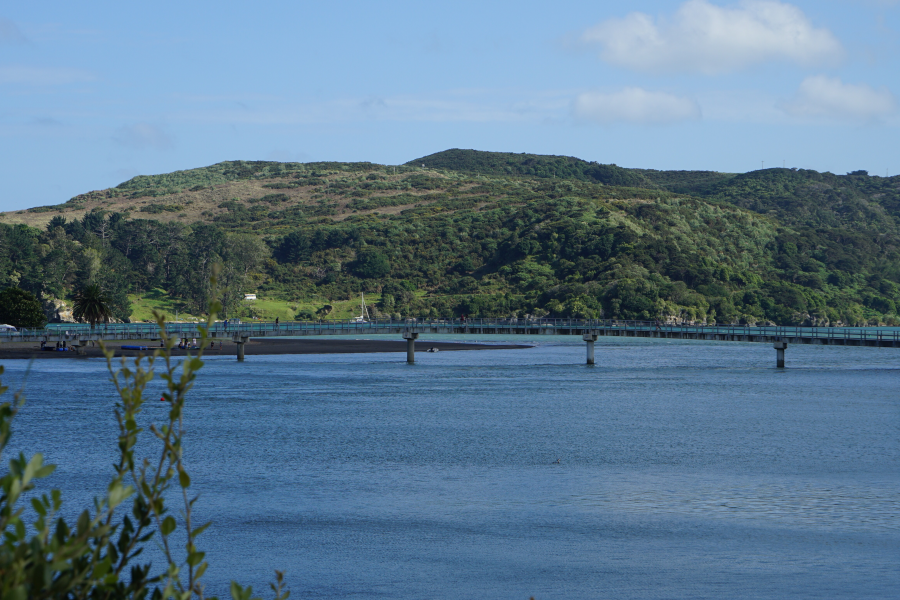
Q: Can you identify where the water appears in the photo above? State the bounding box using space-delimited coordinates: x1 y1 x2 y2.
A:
3 337 898 599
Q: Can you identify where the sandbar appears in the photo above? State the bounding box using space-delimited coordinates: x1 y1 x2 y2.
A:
0 338 533 359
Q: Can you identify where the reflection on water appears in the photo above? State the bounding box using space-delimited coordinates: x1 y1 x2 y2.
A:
3 337 898 599
571 477 899 531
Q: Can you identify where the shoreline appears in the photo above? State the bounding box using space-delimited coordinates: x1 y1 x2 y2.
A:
0 338 533 360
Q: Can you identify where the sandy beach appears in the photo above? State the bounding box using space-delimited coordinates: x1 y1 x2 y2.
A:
0 338 533 360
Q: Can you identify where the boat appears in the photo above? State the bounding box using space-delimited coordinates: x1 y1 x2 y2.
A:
352 293 370 323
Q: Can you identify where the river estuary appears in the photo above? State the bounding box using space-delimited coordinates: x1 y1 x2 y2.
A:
3 335 898 599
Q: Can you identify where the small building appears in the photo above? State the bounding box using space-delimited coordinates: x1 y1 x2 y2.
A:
244 293 257 301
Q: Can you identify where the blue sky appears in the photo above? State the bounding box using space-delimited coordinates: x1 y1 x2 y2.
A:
1 0 898 211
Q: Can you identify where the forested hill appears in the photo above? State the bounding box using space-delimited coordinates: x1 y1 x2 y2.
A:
0 149 899 327
412 149 900 232
410 148 657 188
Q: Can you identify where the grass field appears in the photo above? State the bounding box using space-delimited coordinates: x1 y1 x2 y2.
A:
128 289 381 322
128 289 201 322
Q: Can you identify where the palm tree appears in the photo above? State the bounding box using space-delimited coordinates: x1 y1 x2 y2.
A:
73 284 113 329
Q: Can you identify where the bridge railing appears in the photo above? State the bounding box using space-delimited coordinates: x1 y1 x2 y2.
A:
4 318 897 343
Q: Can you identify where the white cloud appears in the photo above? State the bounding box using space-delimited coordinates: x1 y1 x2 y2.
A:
573 88 701 125
0 65 95 85
780 75 897 120
579 0 843 74
0 18 27 44
113 123 174 150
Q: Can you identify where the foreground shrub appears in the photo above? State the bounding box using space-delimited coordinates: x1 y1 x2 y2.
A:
0 294 288 599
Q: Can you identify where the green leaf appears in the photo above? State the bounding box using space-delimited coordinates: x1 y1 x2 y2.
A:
14 518 26 540
8 477 22 504
31 496 47 517
186 550 206 567
161 515 177 536
23 453 43 483
92 556 112 579
108 481 134 510
178 469 191 489
230 581 258 600
7 585 26 600
35 464 56 478
77 510 90 535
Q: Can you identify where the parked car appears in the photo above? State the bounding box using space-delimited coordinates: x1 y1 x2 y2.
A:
0 324 17 332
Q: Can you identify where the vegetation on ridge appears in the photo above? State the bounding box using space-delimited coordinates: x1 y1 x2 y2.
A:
1 149 899 326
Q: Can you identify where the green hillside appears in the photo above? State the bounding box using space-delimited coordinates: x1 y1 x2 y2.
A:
1 150 899 326
410 148 655 187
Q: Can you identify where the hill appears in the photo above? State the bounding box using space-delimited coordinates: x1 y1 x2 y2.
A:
1 150 899 327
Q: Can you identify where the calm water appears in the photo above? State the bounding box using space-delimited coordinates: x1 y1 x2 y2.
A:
3 336 899 599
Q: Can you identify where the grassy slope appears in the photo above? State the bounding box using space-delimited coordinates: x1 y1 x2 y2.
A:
0 154 684 232
128 288 383 322
6 151 896 234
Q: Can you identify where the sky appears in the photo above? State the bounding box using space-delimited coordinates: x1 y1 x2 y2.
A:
1 0 898 211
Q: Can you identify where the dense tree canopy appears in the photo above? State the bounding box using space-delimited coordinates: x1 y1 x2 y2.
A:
352 249 391 279
0 287 45 328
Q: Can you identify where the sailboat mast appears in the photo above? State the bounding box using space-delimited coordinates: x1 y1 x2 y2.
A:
360 292 369 320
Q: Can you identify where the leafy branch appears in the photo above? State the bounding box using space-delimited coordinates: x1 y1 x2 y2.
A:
0 269 289 599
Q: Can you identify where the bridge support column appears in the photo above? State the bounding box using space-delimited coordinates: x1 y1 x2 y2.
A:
773 341 787 368
583 333 598 365
236 336 249 361
403 331 419 364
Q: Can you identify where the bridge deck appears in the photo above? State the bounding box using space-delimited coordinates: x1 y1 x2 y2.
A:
4 319 899 348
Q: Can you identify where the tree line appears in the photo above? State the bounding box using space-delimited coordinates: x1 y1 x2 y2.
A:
0 214 267 325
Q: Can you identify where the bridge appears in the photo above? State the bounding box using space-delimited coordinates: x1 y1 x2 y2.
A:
4 319 900 367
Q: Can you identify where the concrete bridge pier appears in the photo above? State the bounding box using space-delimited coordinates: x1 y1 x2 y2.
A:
774 341 787 368
583 333 598 365
403 330 419 364
236 336 249 361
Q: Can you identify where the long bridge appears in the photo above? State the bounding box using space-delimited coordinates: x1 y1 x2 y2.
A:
4 319 900 367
